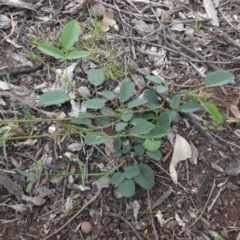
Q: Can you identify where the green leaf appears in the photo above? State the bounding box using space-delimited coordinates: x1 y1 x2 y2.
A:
101 108 114 115
205 70 235 87
180 102 201 113
119 81 135 103
122 145 132 153
156 85 168 93
121 112 133 122
102 90 116 100
133 164 154 189
71 112 93 125
130 120 154 135
146 126 168 138
112 151 123 158
125 166 140 179
38 44 65 59
39 90 70 106
115 122 128 132
170 95 181 109
128 99 148 108
95 116 111 126
143 113 155 120
16 169 35 180
135 144 145 156
85 132 109 145
146 75 163 84
88 69 105 87
146 150 162 161
143 139 161 151
144 90 158 104
82 99 104 109
65 51 90 60
61 20 81 50
214 236 224 240
113 138 122 150
165 110 177 121
156 112 171 129
111 172 125 184
203 103 223 124
26 181 34 193
118 179 135 197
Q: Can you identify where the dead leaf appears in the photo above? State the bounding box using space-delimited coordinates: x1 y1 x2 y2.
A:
230 105 240 120
155 210 165 227
0 14 11 29
203 0 219 26
169 134 192 184
189 141 199 165
22 195 46 206
101 12 116 32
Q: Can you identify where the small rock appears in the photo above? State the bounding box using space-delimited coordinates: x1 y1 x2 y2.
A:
225 161 240 176
81 221 92 234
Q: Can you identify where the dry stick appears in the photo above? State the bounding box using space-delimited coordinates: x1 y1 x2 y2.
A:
43 189 101 240
147 190 158 240
114 1 136 60
0 90 55 119
178 179 216 235
104 211 144 240
161 34 228 96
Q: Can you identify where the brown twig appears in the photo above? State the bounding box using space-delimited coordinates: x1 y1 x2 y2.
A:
147 190 158 240
104 211 144 240
178 179 216 235
0 90 55 119
43 189 102 240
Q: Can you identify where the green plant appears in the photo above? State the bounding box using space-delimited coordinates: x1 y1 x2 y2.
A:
194 16 200 33
36 68 234 196
1 19 234 197
16 160 42 193
111 164 154 197
214 236 224 240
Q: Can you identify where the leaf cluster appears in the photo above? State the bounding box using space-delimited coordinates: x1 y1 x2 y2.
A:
110 164 154 197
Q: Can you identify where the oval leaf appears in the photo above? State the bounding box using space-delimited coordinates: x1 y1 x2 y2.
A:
38 44 65 59
128 99 148 108
88 69 105 87
85 132 109 145
115 122 128 132
118 179 135 197
135 144 145 156
61 21 81 49
146 150 162 161
121 112 133 122
120 81 135 103
102 90 116 100
71 112 93 125
180 102 201 113
111 172 125 185
203 102 223 124
156 112 171 129
130 120 154 135
133 164 155 189
82 99 104 109
39 90 70 106
125 166 140 179
156 85 168 93
144 90 158 104
205 70 235 87
66 51 90 60
170 95 181 109
146 75 163 84
143 139 161 151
